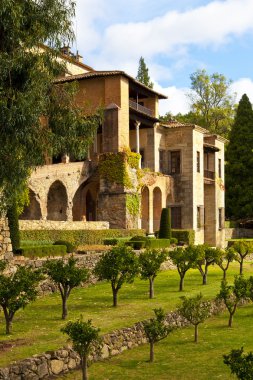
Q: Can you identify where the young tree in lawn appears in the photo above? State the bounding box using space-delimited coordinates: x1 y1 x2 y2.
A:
169 245 202 291
216 247 237 280
197 245 221 285
61 317 101 380
139 249 167 298
44 257 89 319
143 308 173 362
224 347 253 380
178 293 211 343
231 241 253 275
217 275 249 327
0 265 43 334
93 245 139 307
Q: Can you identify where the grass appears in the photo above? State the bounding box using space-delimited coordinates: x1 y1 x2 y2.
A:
0 261 252 368
57 304 253 380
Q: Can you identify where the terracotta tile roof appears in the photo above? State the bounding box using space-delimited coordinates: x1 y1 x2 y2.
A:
54 71 167 99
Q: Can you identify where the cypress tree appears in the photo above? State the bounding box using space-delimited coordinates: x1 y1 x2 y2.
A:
158 208 171 239
136 57 154 89
226 94 253 219
6 200 20 253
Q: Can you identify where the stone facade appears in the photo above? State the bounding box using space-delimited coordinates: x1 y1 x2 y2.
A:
19 220 109 231
0 218 13 260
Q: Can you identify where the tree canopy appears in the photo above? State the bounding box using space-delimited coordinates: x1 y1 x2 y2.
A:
225 94 253 219
136 57 154 89
0 0 100 211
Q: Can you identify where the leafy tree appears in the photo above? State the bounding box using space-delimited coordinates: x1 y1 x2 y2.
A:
231 241 253 275
139 249 167 298
136 57 153 89
0 265 43 334
216 247 237 280
197 245 221 285
44 257 89 319
93 245 139 307
178 293 211 343
224 347 253 380
169 245 202 291
0 0 100 211
143 308 173 362
188 69 235 137
226 94 253 219
158 208 171 239
61 317 101 380
217 275 249 327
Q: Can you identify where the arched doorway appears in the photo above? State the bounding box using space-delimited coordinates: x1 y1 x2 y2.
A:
141 186 149 231
19 189 42 220
72 181 98 221
47 181 68 221
153 187 162 232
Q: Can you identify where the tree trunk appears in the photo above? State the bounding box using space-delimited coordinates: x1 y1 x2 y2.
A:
62 295 68 320
150 342 154 362
3 307 12 334
179 275 184 291
194 324 198 343
81 355 88 380
223 269 226 280
202 272 207 285
112 288 118 307
240 259 243 275
149 278 154 299
228 312 233 327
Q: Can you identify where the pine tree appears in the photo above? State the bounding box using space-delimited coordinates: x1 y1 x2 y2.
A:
136 57 154 89
226 94 253 219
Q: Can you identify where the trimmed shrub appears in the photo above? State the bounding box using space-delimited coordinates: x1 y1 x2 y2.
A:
159 208 171 239
7 202 20 252
21 240 52 247
54 240 75 253
17 245 67 258
125 241 146 250
130 235 148 242
146 239 170 249
171 229 195 245
103 237 131 246
170 237 178 245
20 229 145 246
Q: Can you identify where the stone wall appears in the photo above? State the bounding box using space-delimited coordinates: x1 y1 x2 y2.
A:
0 218 13 261
225 228 253 240
19 220 109 231
0 300 225 380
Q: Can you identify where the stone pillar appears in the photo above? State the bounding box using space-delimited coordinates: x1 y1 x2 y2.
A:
0 218 13 260
62 154 70 164
148 190 154 234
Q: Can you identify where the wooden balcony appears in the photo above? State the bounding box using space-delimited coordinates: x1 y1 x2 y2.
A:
204 169 215 184
129 100 153 116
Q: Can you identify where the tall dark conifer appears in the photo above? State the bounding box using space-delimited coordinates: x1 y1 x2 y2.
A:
226 94 253 219
136 57 154 89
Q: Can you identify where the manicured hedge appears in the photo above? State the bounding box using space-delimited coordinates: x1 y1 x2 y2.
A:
20 229 145 246
171 229 195 245
125 241 146 249
17 245 67 258
104 237 131 246
146 239 170 249
54 240 76 253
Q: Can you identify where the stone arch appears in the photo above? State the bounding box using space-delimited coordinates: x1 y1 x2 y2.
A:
19 189 42 220
141 186 149 231
47 180 68 221
72 180 99 221
153 187 162 232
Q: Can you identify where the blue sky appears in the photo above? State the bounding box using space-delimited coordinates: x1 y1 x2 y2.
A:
74 0 253 115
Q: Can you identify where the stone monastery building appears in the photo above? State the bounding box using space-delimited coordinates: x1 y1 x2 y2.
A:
20 47 226 247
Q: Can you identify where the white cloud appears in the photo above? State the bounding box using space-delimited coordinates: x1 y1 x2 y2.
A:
153 83 190 115
230 78 253 104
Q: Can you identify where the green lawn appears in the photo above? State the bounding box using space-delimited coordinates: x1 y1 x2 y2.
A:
0 261 252 368
58 304 253 380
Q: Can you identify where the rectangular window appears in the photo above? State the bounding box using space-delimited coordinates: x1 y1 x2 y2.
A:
197 205 204 229
197 151 200 173
171 207 182 229
140 149 145 169
197 206 201 228
218 158 222 178
159 150 165 173
218 208 224 230
170 151 181 174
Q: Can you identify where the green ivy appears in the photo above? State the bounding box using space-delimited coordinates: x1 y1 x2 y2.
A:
126 193 141 216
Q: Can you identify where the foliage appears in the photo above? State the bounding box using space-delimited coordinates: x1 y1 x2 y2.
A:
17 244 67 258
226 94 253 219
0 265 43 334
0 0 100 210
126 193 140 217
188 69 235 137
44 257 89 319
126 241 146 249
54 240 75 253
169 245 201 291
103 237 131 246
93 245 139 306
146 239 170 249
159 208 171 239
139 249 168 298
216 247 238 280
217 275 249 327
171 229 195 245
224 347 253 380
178 293 211 342
20 229 145 246
136 57 154 89
61 317 100 380
143 308 173 362
231 240 253 275
197 245 222 285
6 200 20 252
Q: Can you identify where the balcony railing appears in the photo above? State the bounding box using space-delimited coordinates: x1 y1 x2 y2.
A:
129 100 153 116
204 170 215 180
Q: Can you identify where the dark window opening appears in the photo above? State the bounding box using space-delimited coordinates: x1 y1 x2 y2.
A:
171 207 182 229
197 151 200 173
170 151 181 174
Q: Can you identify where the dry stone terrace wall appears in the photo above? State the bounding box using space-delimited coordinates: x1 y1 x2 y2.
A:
0 218 13 261
19 220 109 230
0 300 226 380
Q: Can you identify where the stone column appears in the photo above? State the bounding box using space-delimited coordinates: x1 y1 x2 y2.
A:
148 188 154 234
